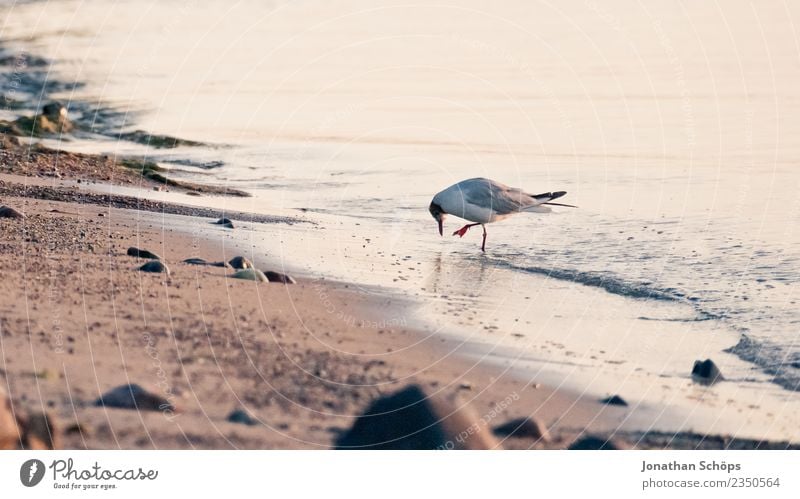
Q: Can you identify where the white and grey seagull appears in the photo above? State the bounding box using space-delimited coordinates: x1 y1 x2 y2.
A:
428 177 576 252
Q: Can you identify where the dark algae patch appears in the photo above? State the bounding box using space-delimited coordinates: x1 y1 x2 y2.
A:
117 129 207 149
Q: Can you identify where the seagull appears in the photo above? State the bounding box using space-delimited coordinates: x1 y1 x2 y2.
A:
428 177 576 252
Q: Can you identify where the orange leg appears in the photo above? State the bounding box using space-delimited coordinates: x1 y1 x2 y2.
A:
452 223 480 237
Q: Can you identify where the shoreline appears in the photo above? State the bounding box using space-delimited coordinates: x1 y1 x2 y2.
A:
0 149 796 449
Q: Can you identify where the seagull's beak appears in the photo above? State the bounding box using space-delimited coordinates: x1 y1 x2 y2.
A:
437 217 443 236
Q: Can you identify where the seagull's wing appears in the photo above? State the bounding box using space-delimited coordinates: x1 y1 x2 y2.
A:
462 178 545 215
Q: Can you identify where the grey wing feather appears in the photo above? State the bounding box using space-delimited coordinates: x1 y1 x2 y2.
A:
462 178 540 215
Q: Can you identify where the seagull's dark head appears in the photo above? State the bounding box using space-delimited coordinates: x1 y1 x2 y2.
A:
429 201 445 236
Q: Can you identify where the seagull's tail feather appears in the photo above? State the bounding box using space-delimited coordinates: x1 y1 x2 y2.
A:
542 201 578 208
530 190 567 201
528 190 577 208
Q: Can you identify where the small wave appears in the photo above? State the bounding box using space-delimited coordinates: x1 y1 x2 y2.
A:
726 335 800 392
494 260 682 301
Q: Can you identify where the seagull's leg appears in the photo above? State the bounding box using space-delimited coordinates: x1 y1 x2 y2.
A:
481 224 487 252
452 222 481 238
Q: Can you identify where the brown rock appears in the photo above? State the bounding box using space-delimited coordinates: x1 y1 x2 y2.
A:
493 417 550 441
335 384 498 450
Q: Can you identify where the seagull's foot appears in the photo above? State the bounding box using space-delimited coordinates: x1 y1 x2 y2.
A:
452 225 471 238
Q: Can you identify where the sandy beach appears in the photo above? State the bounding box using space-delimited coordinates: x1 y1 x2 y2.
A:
0 142 795 450
2 0 800 452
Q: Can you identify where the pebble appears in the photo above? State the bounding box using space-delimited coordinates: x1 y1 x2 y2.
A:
94 384 176 412
264 271 296 284
600 395 628 406
227 409 259 426
139 261 170 275
692 359 724 384
213 218 233 226
231 269 268 282
127 247 161 259
228 256 253 269
0 205 24 219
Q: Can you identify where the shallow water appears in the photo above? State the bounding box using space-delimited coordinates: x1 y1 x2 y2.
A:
2 0 800 436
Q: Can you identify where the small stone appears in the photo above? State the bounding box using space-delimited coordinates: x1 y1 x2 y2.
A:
127 247 161 259
493 417 549 441
95 384 176 412
227 409 258 426
213 218 233 225
692 359 724 384
228 256 253 269
0 205 24 219
600 395 628 406
139 261 170 275
231 269 268 282
264 271 296 284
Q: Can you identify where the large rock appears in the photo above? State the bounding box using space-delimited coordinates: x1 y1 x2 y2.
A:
335 384 498 450
692 359 724 384
95 384 176 412
493 416 550 441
